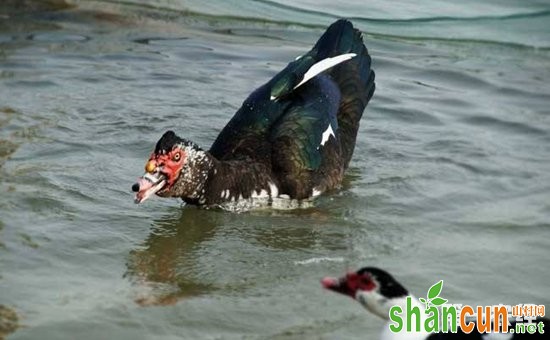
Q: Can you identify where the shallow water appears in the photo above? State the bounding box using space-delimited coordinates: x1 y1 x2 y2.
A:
1 0 549 339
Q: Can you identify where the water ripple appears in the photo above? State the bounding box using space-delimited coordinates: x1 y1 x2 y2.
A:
461 115 548 136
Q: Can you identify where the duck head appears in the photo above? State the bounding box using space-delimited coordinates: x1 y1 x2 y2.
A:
321 267 409 319
132 131 213 204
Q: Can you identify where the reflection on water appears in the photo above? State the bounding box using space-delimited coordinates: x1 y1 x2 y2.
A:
126 208 220 305
126 204 354 306
1 0 549 339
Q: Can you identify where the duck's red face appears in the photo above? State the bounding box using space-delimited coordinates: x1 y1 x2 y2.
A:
146 147 187 186
132 131 192 204
321 271 377 299
133 146 187 204
132 130 211 204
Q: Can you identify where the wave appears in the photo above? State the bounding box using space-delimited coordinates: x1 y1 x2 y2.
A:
293 256 344 265
253 0 550 24
54 0 550 49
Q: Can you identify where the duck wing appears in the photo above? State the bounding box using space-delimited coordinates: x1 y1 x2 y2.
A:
269 75 342 198
269 20 376 198
209 19 368 164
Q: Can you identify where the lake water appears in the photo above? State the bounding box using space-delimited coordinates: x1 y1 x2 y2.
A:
1 0 549 339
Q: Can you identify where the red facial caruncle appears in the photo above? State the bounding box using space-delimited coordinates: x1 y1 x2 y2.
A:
346 272 377 294
321 271 377 298
146 147 187 186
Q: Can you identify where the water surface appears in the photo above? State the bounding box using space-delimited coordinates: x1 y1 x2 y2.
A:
1 0 549 339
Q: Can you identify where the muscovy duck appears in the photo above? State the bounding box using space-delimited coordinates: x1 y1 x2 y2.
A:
322 267 548 339
132 19 375 207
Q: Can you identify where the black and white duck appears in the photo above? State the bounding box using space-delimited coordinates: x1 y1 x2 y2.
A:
132 19 375 208
322 267 548 339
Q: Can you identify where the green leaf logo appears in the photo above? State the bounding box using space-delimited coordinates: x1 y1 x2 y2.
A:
428 280 443 300
431 297 448 306
422 280 447 309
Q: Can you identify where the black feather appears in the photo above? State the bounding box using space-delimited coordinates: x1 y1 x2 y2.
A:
154 131 179 154
155 130 200 154
358 267 409 298
144 20 376 205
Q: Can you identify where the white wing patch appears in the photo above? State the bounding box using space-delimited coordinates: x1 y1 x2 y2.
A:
251 189 269 199
270 53 356 101
320 124 335 146
268 182 279 198
293 53 356 90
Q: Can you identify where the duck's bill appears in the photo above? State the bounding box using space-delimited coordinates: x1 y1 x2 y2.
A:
321 276 352 297
133 172 167 204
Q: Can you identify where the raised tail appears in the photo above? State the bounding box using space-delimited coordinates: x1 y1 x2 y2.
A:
315 19 376 167
268 20 375 167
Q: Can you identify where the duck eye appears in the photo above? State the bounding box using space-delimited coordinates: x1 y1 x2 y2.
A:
173 153 181 162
